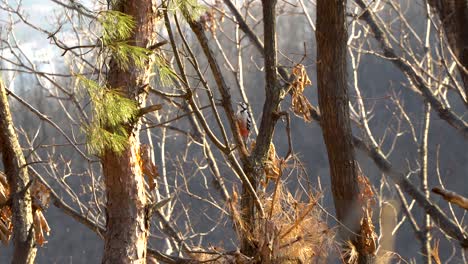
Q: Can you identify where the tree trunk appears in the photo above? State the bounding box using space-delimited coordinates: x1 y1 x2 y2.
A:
0 80 36 264
429 0 468 100
240 0 280 256
101 1 157 263
316 0 375 262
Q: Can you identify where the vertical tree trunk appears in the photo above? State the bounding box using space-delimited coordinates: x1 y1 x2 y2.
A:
0 80 36 264
101 1 157 263
429 0 468 100
240 0 279 256
316 1 375 262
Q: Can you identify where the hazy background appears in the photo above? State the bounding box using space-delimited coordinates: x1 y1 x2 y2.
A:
0 0 466 263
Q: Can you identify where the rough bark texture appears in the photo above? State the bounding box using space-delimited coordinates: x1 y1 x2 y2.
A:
0 80 37 263
101 0 157 263
238 0 282 256
316 0 375 262
429 0 468 99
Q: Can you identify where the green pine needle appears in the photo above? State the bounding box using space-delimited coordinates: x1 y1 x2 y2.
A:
107 42 149 70
154 55 178 86
98 11 151 71
171 0 206 20
77 75 139 156
99 11 136 44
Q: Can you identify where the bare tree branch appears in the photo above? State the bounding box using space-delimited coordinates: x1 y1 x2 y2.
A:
432 187 468 211
0 80 36 263
355 0 468 140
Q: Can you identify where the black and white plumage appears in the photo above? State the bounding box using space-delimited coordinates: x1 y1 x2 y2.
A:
235 102 252 141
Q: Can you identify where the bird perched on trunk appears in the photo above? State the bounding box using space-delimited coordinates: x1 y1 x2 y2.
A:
235 102 252 143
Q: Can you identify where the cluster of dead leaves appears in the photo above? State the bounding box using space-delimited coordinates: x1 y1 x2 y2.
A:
31 180 51 246
139 144 159 191
0 172 51 246
290 64 314 122
200 0 225 34
357 171 377 256
200 183 334 263
0 172 12 244
256 184 333 263
262 143 282 188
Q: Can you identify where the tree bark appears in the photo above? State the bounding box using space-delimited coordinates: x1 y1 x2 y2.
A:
101 0 157 263
429 0 468 100
316 0 375 262
0 80 36 263
238 0 282 256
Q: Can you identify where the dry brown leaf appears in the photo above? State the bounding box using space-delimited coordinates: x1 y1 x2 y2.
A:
0 185 8 208
359 209 377 255
32 180 51 209
290 64 314 122
264 143 281 184
33 209 50 246
37 209 51 235
357 169 376 208
0 172 52 246
357 169 377 255
139 144 159 191
0 173 11 245
0 218 11 244
33 210 44 246
291 64 311 93
0 172 7 188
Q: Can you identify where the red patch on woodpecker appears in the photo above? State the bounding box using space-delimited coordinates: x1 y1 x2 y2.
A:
237 119 250 140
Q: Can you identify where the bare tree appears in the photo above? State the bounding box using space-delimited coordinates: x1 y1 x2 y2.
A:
316 0 376 262
0 0 466 263
0 80 36 263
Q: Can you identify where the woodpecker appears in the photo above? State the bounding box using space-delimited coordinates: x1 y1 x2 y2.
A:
235 102 252 142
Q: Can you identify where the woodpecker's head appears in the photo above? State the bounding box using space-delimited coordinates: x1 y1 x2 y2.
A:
237 102 248 113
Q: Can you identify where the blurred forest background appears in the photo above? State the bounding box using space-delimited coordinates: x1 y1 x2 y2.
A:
0 0 466 263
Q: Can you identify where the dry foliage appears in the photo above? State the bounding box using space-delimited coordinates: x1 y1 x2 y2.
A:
139 144 159 191
200 0 225 34
0 172 12 244
262 143 281 188
254 183 334 263
31 180 51 246
229 184 247 241
343 171 378 263
32 180 51 210
290 64 314 122
33 208 50 246
189 246 252 264
0 174 51 246
357 172 377 256
191 181 334 264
